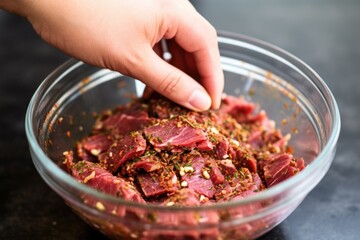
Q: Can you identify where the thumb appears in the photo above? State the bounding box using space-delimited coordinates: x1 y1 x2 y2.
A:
132 48 212 111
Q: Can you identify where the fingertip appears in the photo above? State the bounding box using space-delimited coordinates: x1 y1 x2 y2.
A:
211 97 221 110
134 48 213 112
212 69 224 109
188 89 212 111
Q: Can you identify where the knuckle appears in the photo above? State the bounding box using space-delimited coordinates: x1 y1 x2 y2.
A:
124 51 144 71
208 25 217 38
113 50 145 76
159 71 183 95
207 25 218 44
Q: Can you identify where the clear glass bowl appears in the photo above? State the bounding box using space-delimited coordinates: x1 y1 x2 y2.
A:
25 32 340 239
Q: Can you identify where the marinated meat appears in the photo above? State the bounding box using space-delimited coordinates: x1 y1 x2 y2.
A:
63 150 145 205
63 94 305 207
143 117 209 151
137 167 179 198
261 153 305 187
98 132 146 173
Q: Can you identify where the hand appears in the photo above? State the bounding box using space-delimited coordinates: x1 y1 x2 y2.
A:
1 0 224 111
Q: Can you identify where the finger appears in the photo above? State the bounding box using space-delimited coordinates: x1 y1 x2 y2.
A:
165 7 224 109
131 47 212 111
166 40 197 78
191 44 224 109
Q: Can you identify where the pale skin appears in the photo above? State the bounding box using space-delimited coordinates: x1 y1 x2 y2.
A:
0 0 224 111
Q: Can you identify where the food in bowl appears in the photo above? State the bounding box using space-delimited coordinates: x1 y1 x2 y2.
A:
63 92 305 209
26 32 340 240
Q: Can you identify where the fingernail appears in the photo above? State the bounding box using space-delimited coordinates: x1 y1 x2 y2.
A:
212 98 221 110
188 89 211 111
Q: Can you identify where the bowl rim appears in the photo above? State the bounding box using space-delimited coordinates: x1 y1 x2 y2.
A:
25 31 341 211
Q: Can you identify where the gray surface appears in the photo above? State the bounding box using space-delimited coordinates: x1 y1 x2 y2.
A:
0 0 359 239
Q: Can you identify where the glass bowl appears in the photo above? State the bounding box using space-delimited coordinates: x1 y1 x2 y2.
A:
25 32 340 239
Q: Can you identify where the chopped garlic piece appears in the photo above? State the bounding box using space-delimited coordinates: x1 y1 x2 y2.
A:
231 139 240 146
199 195 207 202
202 170 210 180
183 166 194 173
83 171 96 183
181 181 188 187
210 127 219 134
90 149 101 156
95 202 105 211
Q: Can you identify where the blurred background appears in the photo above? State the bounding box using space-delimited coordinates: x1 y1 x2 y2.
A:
1 0 359 239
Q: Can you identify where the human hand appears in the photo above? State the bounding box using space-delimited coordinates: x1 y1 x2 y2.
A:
2 0 224 111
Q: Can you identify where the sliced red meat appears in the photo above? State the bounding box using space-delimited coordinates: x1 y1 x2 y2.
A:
219 95 255 123
98 132 146 172
231 145 257 173
215 136 229 159
66 158 145 206
218 159 238 175
66 158 144 217
148 95 189 119
205 159 225 185
249 129 288 152
137 167 179 198
273 133 291 151
214 181 233 201
62 93 307 237
262 153 303 187
82 134 113 153
124 154 163 175
144 118 208 151
248 130 265 149
145 189 219 240
241 173 264 198
162 188 201 207
215 168 265 201
101 110 151 135
244 109 268 124
196 139 214 151
296 157 305 170
75 134 113 163
76 142 96 162
182 155 216 198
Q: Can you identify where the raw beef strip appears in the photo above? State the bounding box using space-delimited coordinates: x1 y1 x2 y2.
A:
98 132 146 172
65 158 144 203
262 153 305 187
123 153 164 175
144 189 219 240
230 145 257 173
181 155 216 198
98 106 151 135
144 118 209 151
137 167 179 198
218 159 238 175
219 95 255 123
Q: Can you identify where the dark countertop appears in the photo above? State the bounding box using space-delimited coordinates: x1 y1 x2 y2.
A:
0 0 359 239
